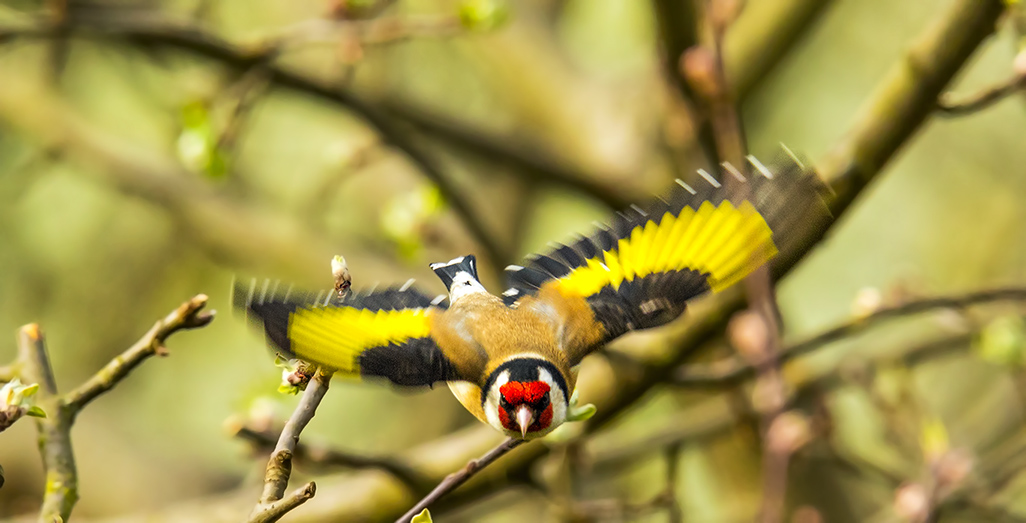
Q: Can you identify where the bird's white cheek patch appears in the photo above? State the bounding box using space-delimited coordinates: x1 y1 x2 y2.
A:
483 370 510 432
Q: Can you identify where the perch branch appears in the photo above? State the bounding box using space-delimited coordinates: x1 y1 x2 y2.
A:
395 438 524 523
64 294 214 413
673 286 1026 387
249 369 331 522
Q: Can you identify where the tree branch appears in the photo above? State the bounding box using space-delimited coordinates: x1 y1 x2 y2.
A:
248 370 331 522
937 71 1026 116
64 294 214 413
0 13 509 266
724 0 835 100
11 294 215 522
818 0 1005 216
16 324 76 522
673 286 1026 387
231 423 429 491
394 438 524 523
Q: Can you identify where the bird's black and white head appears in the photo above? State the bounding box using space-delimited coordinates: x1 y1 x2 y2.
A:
430 255 488 302
481 357 569 439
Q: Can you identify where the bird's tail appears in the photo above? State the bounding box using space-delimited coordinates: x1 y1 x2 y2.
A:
429 255 480 292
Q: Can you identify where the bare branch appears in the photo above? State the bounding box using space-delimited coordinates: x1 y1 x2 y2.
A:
16 324 77 521
674 286 1026 387
64 294 214 413
937 72 1026 115
725 0 835 99
395 438 524 523
231 423 428 491
252 481 317 523
248 370 331 522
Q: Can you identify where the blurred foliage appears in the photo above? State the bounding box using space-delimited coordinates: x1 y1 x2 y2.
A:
0 0 1023 521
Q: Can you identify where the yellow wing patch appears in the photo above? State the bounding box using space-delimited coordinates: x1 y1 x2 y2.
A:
555 201 776 298
287 307 432 374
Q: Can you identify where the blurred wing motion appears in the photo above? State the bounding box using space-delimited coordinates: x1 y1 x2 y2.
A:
234 281 462 386
504 153 831 364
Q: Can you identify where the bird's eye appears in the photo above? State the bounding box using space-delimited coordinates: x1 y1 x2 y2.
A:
500 396 511 408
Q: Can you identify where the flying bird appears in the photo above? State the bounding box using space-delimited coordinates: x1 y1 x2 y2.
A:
235 154 829 440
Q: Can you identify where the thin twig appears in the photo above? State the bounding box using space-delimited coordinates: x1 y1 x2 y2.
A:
249 370 331 522
254 481 317 523
937 73 1026 116
232 423 428 491
673 287 1026 387
64 294 214 413
395 438 524 523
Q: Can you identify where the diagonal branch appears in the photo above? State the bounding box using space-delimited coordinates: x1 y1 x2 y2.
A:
937 70 1026 115
394 438 524 523
64 294 214 413
673 286 1026 387
232 424 429 491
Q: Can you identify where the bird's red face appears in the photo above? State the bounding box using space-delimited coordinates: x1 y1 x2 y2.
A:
497 380 553 437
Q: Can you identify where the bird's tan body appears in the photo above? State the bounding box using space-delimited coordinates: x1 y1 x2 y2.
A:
433 288 597 423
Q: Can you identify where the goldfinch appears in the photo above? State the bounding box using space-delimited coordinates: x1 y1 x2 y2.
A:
235 154 829 440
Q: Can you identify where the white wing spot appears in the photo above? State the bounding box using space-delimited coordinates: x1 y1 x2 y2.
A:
430 256 466 270
722 162 746 182
675 179 697 194
697 169 721 188
747 155 773 179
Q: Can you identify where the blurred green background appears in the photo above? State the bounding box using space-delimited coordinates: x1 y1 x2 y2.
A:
1 0 1025 521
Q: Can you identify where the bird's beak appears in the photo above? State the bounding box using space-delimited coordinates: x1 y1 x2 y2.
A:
515 405 535 438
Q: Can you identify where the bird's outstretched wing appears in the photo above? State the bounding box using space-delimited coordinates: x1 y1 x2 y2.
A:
234 280 467 386
504 153 830 365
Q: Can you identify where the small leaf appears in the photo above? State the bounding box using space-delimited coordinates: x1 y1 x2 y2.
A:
458 0 509 31
920 417 949 462
277 383 301 396
25 406 46 418
566 388 597 422
20 383 38 398
567 402 596 422
411 508 433 523
974 315 1026 367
